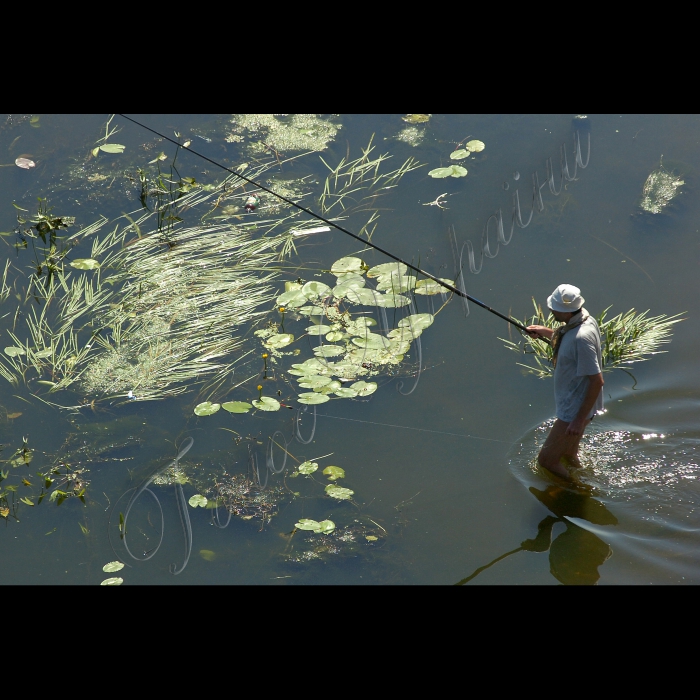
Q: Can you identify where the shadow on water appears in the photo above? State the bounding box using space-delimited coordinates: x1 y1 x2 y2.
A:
456 484 617 586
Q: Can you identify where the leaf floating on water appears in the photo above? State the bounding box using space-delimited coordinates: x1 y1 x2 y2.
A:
15 157 35 169
465 140 485 152
302 281 332 300
221 401 252 414
4 346 25 357
298 461 318 475
450 149 470 160
313 345 344 358
276 289 307 308
350 380 378 397
398 313 434 331
402 114 430 124
295 518 320 530
199 549 217 561
264 333 294 349
188 494 208 508
366 535 378 542
34 348 53 358
330 256 364 275
428 167 454 179
316 520 335 534
306 324 332 336
325 484 354 500
333 387 358 398
297 392 330 405
414 278 454 295
103 561 125 573
99 143 126 154
325 331 344 342
252 397 281 411
100 577 124 585
297 375 333 389
69 258 100 270
367 262 409 278
194 401 220 416
323 466 345 481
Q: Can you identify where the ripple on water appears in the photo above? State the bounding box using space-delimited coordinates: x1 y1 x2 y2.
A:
509 417 700 582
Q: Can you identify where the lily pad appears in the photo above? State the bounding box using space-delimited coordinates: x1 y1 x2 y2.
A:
188 494 208 508
306 324 332 336
375 293 411 308
194 401 220 416
333 272 365 286
70 259 100 270
398 313 434 331
33 348 53 358
323 466 345 480
297 375 333 389
252 397 281 411
352 333 390 350
316 520 336 534
367 262 408 278
102 561 125 573
221 401 253 413
402 114 430 124
343 288 382 306
298 461 318 475
330 256 364 275
350 380 378 396
295 518 322 530
326 331 344 342
376 275 416 293
297 305 327 316
313 345 345 358
4 346 25 357
450 149 470 160
99 143 126 154
264 333 294 349
297 392 330 405
325 484 354 500
15 157 35 169
466 140 485 152
429 165 467 178
302 281 332 300
415 278 454 295
333 387 358 398
276 289 307 308
314 380 341 394
100 577 124 585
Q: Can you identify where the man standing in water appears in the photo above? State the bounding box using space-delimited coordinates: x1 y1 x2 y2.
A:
526 284 604 481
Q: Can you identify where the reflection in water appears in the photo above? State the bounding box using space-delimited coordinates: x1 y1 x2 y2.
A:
456 485 616 585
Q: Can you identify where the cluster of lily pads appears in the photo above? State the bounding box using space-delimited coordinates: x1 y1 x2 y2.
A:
187 258 444 417
263 255 447 407
428 140 485 179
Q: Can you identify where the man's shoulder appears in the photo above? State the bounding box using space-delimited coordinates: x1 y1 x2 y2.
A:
575 317 601 344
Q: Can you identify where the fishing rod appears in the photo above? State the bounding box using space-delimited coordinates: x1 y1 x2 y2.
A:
117 114 531 335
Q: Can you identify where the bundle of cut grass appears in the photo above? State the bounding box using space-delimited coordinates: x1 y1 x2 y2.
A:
500 299 685 379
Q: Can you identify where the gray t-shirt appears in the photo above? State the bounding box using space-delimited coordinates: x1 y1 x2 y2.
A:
553 316 604 422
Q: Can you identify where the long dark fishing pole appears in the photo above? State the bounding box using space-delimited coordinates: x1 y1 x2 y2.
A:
117 114 530 334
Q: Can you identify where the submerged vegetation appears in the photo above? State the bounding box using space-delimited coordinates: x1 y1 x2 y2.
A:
0 118 425 409
501 299 685 379
638 159 685 214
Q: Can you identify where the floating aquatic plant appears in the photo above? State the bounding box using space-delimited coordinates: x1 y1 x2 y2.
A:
500 298 685 379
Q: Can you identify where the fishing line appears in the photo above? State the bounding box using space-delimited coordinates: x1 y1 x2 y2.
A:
315 412 512 444
117 114 529 333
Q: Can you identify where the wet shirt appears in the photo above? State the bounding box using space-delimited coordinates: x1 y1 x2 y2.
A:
553 316 604 422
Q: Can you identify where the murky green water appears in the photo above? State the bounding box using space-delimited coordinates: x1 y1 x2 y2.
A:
2 113 699 585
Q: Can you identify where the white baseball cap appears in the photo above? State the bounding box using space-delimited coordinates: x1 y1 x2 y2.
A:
547 284 584 312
